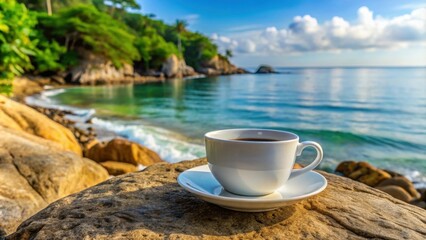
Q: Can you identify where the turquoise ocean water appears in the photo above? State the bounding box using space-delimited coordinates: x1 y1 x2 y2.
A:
28 67 426 185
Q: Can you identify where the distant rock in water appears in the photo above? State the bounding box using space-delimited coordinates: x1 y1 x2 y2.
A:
255 65 278 74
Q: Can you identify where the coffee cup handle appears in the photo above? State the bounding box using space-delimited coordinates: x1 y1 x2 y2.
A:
290 141 323 178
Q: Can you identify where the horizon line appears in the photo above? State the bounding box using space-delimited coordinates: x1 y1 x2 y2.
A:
242 65 426 69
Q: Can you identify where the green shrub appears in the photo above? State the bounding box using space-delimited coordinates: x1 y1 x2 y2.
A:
183 32 218 68
0 0 38 95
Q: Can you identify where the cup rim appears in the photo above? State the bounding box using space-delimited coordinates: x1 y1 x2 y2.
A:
205 128 299 144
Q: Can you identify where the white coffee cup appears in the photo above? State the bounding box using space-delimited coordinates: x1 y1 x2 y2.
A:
205 129 323 196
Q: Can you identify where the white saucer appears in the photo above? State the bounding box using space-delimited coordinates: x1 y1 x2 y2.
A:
177 164 327 212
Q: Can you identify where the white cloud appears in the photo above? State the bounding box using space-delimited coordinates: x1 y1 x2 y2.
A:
212 7 426 55
237 39 256 53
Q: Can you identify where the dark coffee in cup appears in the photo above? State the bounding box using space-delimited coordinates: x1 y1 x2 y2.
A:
232 138 279 142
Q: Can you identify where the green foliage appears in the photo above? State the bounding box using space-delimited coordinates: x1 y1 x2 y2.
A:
175 19 187 34
18 0 93 13
37 5 140 67
122 12 218 69
32 38 67 73
182 32 218 68
123 13 179 70
0 0 38 94
134 33 179 70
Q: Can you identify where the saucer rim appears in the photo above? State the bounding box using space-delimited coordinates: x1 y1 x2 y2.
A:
177 164 327 204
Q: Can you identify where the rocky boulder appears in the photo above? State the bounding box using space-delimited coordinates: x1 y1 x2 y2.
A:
376 177 421 199
0 126 108 235
199 55 247 75
255 65 278 74
335 161 391 186
0 95 82 155
11 77 44 100
7 158 426 239
86 138 163 167
66 52 134 85
99 161 138 176
336 161 424 208
161 54 196 78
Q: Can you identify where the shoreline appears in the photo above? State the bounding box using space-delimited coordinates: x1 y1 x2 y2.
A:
11 77 426 209
25 86 206 163
25 84 426 184
11 73 212 102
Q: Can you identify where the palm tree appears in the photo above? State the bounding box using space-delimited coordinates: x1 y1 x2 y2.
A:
175 19 188 56
225 49 233 59
46 0 52 15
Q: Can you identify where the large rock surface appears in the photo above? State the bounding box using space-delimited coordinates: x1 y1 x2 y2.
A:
86 138 163 167
0 126 109 235
7 159 426 239
66 52 134 85
0 95 82 155
161 54 196 78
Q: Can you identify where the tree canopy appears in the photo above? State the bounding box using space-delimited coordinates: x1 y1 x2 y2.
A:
36 5 140 68
1 0 222 94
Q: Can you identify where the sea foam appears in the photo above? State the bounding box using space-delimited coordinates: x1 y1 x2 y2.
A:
91 118 205 163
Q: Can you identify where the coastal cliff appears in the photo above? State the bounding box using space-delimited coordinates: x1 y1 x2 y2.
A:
7 159 426 239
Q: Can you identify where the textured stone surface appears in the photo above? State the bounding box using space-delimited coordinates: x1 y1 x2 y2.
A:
100 161 138 175
0 95 82 155
8 159 426 240
0 126 108 235
86 138 163 166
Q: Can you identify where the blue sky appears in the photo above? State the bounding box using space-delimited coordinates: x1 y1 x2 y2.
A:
138 0 426 67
